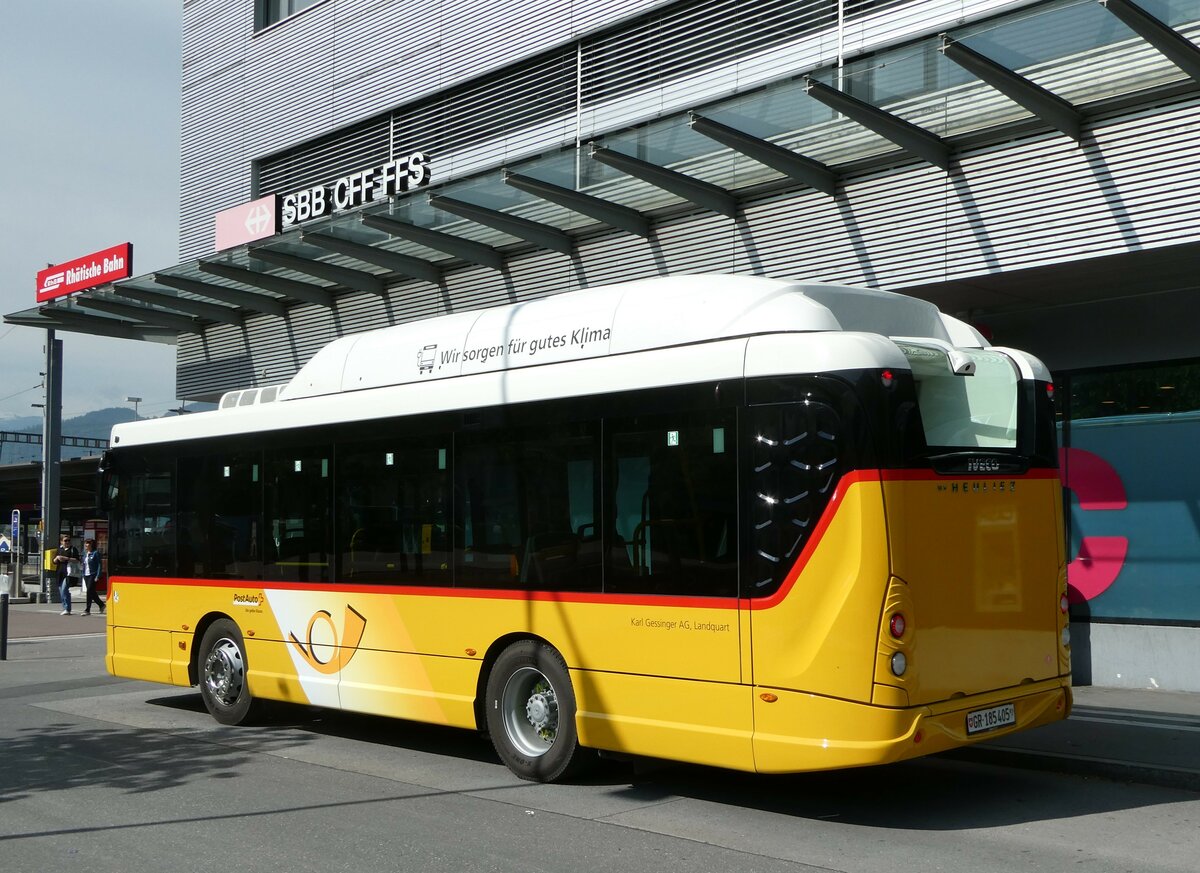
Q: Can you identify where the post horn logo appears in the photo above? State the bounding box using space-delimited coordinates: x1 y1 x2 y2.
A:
288 604 367 674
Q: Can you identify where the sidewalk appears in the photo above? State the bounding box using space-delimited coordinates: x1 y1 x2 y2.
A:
2 597 1198 791
2 594 108 639
959 684 1200 791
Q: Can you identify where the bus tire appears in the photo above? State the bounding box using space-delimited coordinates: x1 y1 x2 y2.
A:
197 619 261 726
485 640 584 782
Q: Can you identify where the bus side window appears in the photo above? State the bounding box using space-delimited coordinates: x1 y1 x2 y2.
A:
747 401 843 597
606 411 737 597
111 455 176 577
264 450 332 584
336 441 451 585
456 423 601 592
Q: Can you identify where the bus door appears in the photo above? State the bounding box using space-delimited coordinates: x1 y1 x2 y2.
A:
878 342 1064 706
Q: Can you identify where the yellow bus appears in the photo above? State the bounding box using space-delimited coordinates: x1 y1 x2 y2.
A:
102 274 1071 782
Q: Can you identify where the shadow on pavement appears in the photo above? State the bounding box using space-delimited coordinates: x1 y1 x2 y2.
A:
122 693 1198 832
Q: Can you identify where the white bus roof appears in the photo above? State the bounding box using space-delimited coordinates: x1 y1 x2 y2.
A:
112 274 997 448
279 274 952 401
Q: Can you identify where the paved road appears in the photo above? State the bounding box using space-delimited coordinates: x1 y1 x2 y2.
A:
3 610 1200 872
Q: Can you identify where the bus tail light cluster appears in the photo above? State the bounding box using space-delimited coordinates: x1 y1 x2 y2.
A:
876 577 915 698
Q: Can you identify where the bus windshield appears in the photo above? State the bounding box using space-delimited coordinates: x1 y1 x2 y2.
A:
898 344 1019 449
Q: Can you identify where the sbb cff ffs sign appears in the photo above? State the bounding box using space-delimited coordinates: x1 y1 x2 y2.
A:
281 151 431 228
36 242 133 303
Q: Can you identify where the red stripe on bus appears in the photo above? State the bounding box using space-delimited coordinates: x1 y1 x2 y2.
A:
110 574 738 610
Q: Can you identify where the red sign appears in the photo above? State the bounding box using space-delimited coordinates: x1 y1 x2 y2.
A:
215 194 279 251
36 242 133 303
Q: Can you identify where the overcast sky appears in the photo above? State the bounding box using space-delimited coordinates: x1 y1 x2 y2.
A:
0 0 182 423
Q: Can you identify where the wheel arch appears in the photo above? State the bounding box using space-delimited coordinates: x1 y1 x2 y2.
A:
473 631 558 733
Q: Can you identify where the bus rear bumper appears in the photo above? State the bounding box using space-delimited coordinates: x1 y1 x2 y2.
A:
752 677 1072 774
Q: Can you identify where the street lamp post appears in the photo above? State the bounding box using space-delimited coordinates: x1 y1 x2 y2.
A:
126 396 142 419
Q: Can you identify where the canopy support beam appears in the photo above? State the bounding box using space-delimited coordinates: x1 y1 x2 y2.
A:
941 36 1083 140
804 77 952 170
503 171 653 237
590 146 740 218
688 112 839 195
360 213 505 270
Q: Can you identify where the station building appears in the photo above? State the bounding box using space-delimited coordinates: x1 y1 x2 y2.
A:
7 0 1200 688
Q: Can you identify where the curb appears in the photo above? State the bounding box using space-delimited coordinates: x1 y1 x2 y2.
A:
944 745 1200 793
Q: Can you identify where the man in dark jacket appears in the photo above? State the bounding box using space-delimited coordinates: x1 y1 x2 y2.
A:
53 534 80 616
82 538 105 615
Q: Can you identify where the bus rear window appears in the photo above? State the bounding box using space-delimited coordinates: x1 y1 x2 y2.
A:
899 345 1019 449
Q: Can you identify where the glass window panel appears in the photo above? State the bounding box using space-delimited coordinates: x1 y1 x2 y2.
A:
958 1 1137 72
901 346 1020 449
262 0 323 27
456 423 601 591
1139 0 1200 28
1069 362 1200 419
1064 360 1200 623
706 78 835 141
954 0 1190 105
606 409 738 597
337 440 451 585
111 454 175 577
177 452 263 579
265 448 332 584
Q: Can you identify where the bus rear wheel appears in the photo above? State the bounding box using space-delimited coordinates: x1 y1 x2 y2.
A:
198 619 261 726
485 640 585 782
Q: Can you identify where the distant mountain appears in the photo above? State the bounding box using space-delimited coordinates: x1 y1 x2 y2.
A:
0 406 198 465
56 406 139 441
0 415 41 431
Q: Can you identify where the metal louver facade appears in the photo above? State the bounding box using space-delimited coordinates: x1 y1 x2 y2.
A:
193 0 1024 258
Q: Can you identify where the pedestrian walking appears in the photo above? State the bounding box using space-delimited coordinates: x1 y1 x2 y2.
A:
53 534 80 616
82 538 105 615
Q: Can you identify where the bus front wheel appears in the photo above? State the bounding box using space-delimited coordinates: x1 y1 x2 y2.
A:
485 640 584 782
197 619 261 726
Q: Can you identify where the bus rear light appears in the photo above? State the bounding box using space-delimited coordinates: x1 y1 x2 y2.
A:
881 369 895 388
1046 383 1055 399
1060 594 1069 614
1061 626 1071 647
889 613 906 639
890 652 907 676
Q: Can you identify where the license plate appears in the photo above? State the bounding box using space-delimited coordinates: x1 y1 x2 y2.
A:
966 702 1016 735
